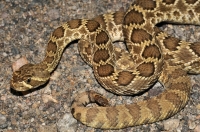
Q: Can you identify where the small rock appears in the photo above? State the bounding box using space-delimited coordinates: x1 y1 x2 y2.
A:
32 102 39 109
11 117 17 126
196 104 200 110
12 57 28 71
37 124 57 132
2 52 8 57
163 119 180 131
0 113 7 129
47 9 59 20
42 94 58 103
196 114 200 120
57 113 77 132
50 71 60 80
188 120 196 129
194 124 200 132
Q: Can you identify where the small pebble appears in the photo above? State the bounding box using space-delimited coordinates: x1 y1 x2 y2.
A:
37 124 57 132
57 113 78 132
194 124 200 132
163 119 180 131
188 120 196 129
0 114 7 129
2 0 200 131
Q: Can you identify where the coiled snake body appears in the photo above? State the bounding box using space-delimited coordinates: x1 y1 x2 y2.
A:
11 0 200 129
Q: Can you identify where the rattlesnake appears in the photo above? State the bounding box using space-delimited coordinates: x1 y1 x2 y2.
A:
10 0 200 129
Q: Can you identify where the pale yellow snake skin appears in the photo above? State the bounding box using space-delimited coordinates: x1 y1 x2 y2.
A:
11 0 200 129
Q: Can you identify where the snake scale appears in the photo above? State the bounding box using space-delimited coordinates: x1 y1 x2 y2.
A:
11 0 200 129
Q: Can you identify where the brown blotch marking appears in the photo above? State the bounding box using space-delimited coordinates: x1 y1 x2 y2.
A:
146 99 161 119
65 29 74 37
52 26 65 39
176 0 187 12
131 29 152 43
165 92 183 107
93 15 106 29
128 45 142 54
57 39 65 47
185 0 197 4
190 42 200 56
137 62 154 77
47 41 57 53
44 56 54 64
97 64 114 77
164 54 173 60
125 104 141 124
173 11 180 17
145 12 155 21
135 0 156 10
86 108 100 124
67 19 82 29
113 11 125 25
169 83 189 93
96 31 109 45
158 2 172 12
106 107 119 127
176 47 195 63
124 9 144 25
163 0 175 4
142 45 161 59
86 20 100 32
94 95 109 106
116 71 135 86
171 68 187 78
163 36 180 51
93 49 110 63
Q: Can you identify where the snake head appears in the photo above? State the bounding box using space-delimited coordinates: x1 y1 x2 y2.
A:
10 64 50 91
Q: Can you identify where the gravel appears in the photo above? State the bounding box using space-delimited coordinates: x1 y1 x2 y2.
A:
1 0 200 131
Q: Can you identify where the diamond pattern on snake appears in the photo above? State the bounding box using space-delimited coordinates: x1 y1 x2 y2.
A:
11 0 200 129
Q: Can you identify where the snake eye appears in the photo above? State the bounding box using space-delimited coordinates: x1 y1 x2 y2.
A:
27 78 31 84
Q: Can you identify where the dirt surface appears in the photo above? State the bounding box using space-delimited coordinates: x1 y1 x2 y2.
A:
1 0 200 131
